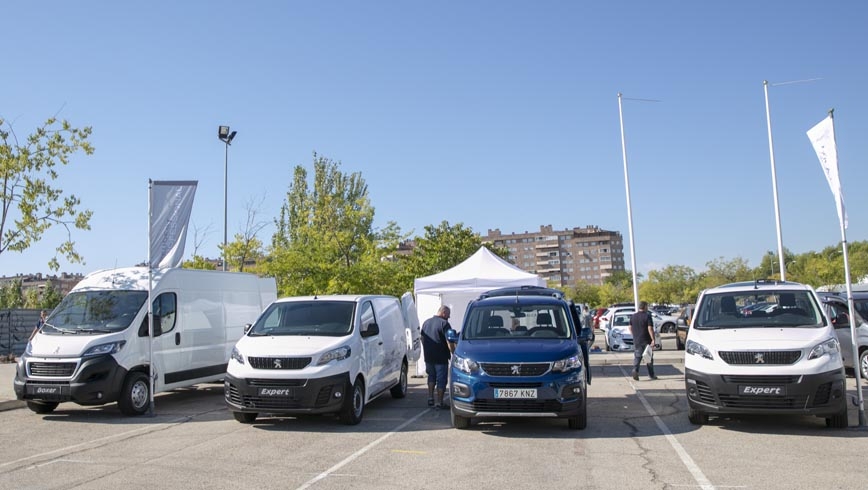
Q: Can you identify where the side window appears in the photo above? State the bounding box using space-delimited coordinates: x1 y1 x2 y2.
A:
154 292 177 334
360 301 377 336
828 301 850 328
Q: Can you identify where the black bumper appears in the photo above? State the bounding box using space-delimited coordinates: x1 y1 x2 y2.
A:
224 372 350 415
14 356 128 406
685 367 847 417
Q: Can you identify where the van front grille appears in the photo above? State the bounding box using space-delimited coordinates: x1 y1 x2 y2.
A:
719 351 801 365
28 362 77 377
248 357 311 370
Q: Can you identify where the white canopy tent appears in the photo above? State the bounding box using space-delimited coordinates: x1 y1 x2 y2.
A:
413 246 545 376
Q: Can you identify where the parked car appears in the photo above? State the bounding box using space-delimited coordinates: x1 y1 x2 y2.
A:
449 286 590 430
654 311 678 334
224 294 420 425
684 279 847 428
817 291 868 379
605 311 634 352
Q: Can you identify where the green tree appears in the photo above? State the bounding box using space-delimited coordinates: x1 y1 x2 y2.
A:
697 256 754 290
39 280 63 309
0 279 23 308
181 255 217 270
406 220 498 279
23 286 41 309
640 265 698 305
563 282 601 308
0 117 94 270
266 153 405 296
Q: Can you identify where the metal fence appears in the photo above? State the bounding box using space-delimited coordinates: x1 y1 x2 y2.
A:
0 309 43 359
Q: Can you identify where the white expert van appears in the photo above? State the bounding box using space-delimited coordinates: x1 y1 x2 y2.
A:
14 267 277 416
225 294 420 425
684 279 848 428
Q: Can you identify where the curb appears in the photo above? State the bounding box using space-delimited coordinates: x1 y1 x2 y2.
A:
0 400 25 412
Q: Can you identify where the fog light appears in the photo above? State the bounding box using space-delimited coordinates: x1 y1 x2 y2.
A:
452 383 470 397
572 386 582 394
334 391 342 399
96 392 103 399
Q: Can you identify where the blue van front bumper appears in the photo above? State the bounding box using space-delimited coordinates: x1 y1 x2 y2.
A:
450 366 585 419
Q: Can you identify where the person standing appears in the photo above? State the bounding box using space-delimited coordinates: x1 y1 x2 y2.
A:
630 301 657 380
421 305 456 409
30 310 47 341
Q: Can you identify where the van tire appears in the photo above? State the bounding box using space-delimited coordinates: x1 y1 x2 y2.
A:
688 407 708 425
859 349 868 381
233 411 258 424
390 361 408 399
826 407 848 428
339 378 365 425
27 401 59 414
451 408 470 429
118 372 150 416
568 397 588 430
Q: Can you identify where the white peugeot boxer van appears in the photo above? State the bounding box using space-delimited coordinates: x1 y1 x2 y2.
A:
684 279 848 428
14 267 277 415
225 294 420 425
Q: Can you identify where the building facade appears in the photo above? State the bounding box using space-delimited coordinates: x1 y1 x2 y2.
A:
484 225 625 287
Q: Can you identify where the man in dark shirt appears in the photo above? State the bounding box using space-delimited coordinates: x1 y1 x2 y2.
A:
630 301 657 381
421 305 456 409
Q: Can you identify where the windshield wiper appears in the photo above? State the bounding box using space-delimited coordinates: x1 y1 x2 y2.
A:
77 328 113 334
44 323 78 335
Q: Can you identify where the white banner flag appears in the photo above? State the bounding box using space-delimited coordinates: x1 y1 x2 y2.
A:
807 114 847 229
149 180 198 268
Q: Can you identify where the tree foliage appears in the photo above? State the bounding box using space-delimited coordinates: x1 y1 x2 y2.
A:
0 117 94 271
405 220 507 279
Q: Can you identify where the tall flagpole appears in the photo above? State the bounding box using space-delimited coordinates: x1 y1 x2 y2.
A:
763 80 787 281
617 93 640 308
147 180 155 416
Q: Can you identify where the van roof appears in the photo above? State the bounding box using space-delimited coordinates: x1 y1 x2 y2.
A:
272 294 396 304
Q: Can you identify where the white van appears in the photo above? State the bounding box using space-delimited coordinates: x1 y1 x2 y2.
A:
225 294 420 425
684 279 848 428
14 267 277 416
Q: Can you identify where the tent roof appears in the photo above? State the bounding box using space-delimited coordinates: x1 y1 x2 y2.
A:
414 246 545 294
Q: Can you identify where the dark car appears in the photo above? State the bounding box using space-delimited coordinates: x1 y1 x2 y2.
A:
674 304 694 351
449 286 590 430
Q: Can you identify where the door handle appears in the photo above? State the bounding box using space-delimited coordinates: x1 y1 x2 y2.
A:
378 341 383 345
175 332 181 345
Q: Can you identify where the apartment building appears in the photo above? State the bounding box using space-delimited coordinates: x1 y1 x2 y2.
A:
484 225 625 287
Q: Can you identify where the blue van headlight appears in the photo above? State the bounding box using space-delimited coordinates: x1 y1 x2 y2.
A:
452 354 479 374
552 354 581 372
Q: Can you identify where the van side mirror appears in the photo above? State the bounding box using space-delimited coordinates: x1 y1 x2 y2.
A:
361 322 380 338
244 323 253 334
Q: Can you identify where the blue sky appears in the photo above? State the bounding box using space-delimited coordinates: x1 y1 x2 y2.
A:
2 2 867 279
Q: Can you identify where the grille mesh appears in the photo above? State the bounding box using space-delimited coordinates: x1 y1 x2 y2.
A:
719 351 801 365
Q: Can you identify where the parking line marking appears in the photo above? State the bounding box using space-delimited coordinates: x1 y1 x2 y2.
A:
390 449 426 454
619 366 716 490
296 408 429 490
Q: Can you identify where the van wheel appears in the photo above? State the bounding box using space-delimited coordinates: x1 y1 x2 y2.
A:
118 372 150 416
451 408 470 429
826 407 848 428
339 378 365 425
568 396 588 430
859 350 868 381
233 411 258 424
27 401 59 414
688 407 708 425
390 361 408 399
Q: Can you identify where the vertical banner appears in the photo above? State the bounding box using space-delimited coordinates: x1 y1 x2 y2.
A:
149 180 198 269
806 114 847 229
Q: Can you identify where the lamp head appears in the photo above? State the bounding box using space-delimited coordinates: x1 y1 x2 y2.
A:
227 131 237 144
218 125 230 140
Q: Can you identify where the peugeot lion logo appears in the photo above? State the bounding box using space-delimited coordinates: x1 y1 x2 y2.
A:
511 365 521 375
274 359 282 369
754 353 765 364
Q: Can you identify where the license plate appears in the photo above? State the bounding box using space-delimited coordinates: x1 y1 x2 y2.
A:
494 388 537 399
258 387 294 397
739 385 785 396
27 385 66 396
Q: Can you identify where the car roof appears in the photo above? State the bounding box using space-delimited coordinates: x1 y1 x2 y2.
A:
478 285 565 300
471 295 567 308
704 279 814 294
818 290 868 301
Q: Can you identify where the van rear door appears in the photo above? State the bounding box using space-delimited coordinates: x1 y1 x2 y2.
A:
401 292 421 362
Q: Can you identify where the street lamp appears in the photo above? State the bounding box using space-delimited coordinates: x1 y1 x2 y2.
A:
218 126 237 271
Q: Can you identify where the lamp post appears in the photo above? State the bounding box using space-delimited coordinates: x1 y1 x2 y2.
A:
218 126 237 271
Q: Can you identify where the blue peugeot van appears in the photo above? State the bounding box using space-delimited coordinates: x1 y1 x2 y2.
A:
449 286 590 430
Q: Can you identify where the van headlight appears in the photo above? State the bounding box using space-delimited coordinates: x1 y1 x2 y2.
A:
552 354 582 372
24 341 33 357
808 338 840 360
611 329 622 339
452 354 479 374
317 346 351 365
82 341 126 357
686 340 714 360
231 346 245 365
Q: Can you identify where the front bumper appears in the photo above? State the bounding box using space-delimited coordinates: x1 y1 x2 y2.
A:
14 355 128 406
224 372 350 415
450 368 585 419
685 367 846 417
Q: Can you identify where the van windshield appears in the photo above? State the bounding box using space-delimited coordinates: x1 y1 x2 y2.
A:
463 304 572 340
45 290 148 334
694 290 823 329
250 301 355 337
